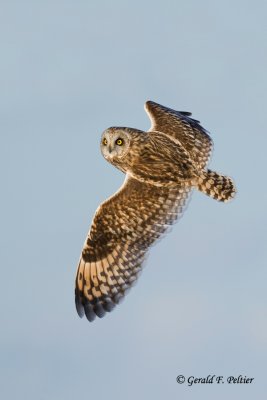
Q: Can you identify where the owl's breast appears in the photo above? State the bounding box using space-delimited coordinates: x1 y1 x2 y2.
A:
109 157 128 174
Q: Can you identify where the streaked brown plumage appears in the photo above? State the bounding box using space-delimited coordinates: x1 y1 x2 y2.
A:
75 101 236 322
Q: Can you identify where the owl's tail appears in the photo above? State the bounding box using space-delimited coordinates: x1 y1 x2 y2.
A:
197 169 236 202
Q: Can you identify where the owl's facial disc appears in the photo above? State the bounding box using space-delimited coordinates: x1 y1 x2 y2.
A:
100 129 130 161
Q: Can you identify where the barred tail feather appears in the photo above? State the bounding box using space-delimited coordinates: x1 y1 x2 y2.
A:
197 169 236 202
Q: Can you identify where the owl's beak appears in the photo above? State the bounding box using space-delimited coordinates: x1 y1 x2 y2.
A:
108 145 112 153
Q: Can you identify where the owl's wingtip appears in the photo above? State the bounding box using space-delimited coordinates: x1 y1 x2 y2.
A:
144 101 161 116
75 289 85 318
144 100 150 110
145 100 156 108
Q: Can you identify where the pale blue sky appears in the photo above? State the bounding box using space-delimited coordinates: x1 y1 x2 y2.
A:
1 1 267 399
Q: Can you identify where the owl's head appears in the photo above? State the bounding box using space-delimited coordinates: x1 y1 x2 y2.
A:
100 127 131 161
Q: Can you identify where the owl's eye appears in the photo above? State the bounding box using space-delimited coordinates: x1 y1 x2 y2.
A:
102 138 107 146
116 138 124 146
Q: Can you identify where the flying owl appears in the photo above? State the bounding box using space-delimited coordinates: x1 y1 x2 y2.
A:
75 101 236 322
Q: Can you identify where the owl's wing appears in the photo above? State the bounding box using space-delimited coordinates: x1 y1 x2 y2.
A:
145 100 213 169
75 175 191 322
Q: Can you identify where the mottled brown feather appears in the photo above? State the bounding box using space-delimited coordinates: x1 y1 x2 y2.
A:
75 175 191 321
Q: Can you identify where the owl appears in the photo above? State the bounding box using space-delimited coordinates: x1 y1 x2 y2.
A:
75 101 236 322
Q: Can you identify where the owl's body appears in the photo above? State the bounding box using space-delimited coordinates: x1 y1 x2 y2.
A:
75 101 236 322
106 129 197 186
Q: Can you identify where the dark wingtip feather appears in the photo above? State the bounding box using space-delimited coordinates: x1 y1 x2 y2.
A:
75 289 85 318
76 293 118 322
93 302 106 318
84 301 96 322
103 298 116 312
178 111 192 116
